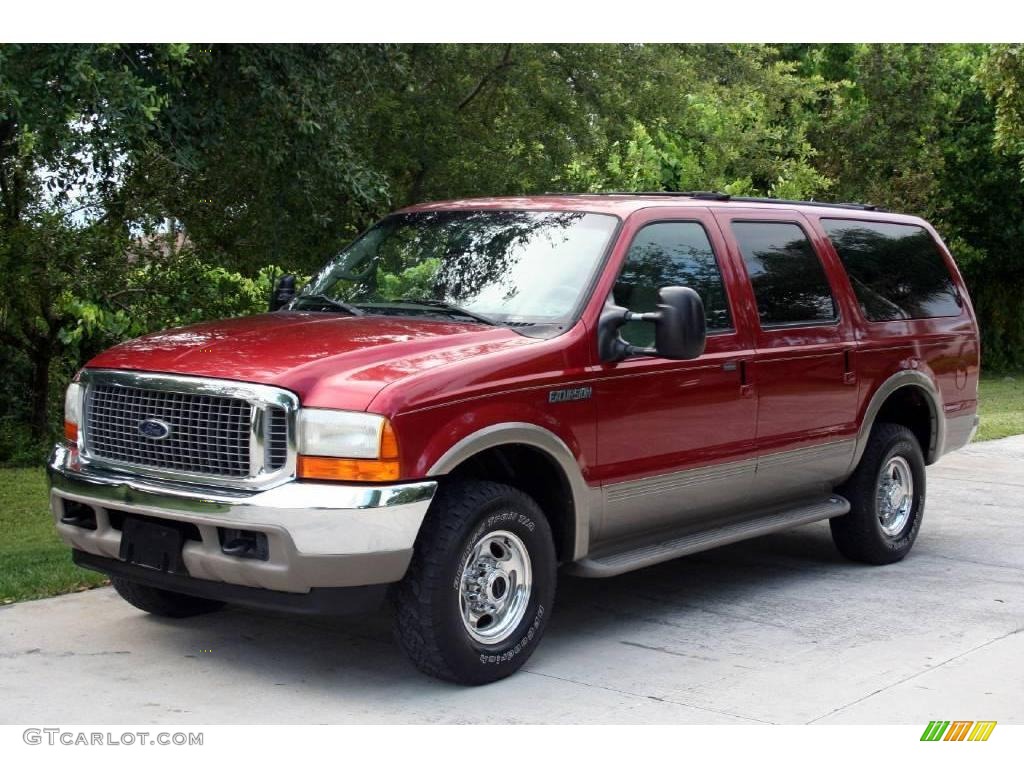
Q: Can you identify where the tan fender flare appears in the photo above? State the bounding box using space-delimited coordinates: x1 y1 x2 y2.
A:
428 422 597 561
850 370 944 472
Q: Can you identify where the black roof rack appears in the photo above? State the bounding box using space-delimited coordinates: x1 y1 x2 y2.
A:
542 191 883 212
729 195 882 212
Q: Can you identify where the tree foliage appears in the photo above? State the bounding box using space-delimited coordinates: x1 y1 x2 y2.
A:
0 44 191 440
980 44 1024 169
563 45 832 198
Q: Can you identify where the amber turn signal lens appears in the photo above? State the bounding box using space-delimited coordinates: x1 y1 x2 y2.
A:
380 420 400 460
64 421 78 443
297 456 401 482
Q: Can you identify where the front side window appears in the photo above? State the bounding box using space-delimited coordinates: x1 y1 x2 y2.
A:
731 221 837 327
295 210 619 326
612 222 732 347
821 219 961 321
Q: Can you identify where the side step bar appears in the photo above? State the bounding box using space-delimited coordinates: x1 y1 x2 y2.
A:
568 495 850 578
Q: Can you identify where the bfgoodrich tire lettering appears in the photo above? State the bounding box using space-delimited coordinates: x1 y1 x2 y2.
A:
391 479 556 685
830 422 926 565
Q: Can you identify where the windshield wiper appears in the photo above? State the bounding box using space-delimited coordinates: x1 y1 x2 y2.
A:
395 298 499 326
294 293 365 316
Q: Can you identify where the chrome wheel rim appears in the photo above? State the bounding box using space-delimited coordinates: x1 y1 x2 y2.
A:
877 455 914 537
459 530 532 645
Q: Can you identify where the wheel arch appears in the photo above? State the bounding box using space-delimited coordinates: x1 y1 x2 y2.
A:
427 423 595 562
852 370 944 469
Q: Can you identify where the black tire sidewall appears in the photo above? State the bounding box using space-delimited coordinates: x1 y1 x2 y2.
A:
437 490 556 682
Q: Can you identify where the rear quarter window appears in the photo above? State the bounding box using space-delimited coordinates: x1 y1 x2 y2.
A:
821 219 961 321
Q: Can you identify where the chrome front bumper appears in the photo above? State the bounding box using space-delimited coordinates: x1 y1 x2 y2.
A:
47 444 437 593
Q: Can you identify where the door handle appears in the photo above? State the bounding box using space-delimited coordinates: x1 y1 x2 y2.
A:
724 359 754 396
738 360 754 397
843 349 857 385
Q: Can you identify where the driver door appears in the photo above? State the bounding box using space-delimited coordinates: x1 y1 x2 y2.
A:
591 207 758 543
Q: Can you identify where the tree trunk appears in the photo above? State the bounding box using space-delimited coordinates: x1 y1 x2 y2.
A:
23 321 59 442
26 336 56 441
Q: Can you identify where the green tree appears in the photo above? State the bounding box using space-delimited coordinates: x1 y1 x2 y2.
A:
805 44 958 214
361 44 697 205
0 44 192 438
133 44 391 274
560 45 832 199
946 46 1024 368
980 44 1024 173
126 44 711 275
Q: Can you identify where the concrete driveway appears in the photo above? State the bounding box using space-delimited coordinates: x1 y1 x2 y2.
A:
2 436 1022 725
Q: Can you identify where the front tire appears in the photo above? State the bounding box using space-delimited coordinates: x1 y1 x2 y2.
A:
391 480 557 685
111 577 226 618
830 423 926 564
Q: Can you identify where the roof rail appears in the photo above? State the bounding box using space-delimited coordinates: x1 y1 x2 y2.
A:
541 191 882 212
728 196 882 212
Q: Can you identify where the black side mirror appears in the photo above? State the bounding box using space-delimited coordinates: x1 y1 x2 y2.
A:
269 274 296 311
651 286 707 359
598 286 707 363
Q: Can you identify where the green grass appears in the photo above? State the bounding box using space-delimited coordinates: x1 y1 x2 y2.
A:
0 468 107 604
977 373 1024 442
0 376 1020 605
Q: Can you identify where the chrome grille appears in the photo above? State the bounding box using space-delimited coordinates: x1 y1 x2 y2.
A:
265 406 288 471
85 384 253 477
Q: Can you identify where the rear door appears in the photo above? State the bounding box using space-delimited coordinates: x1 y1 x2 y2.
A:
591 207 758 542
712 208 859 503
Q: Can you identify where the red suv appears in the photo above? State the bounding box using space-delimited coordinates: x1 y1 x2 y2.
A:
49 193 979 684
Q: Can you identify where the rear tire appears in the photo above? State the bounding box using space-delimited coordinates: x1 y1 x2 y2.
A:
830 423 926 564
391 479 557 685
111 577 226 618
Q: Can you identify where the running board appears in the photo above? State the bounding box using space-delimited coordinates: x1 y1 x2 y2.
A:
568 495 850 578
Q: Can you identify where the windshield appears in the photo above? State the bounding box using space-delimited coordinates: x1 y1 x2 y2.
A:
293 210 619 326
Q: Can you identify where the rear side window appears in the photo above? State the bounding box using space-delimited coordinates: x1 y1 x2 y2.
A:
821 219 961 321
730 221 837 326
613 222 732 348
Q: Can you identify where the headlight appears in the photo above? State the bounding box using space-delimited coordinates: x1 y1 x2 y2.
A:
298 410 390 458
64 381 84 444
297 409 400 482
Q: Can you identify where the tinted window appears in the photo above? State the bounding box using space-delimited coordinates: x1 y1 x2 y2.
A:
821 219 961 321
613 222 732 347
731 221 837 326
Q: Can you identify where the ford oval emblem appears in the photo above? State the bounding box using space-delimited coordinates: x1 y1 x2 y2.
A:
138 418 171 440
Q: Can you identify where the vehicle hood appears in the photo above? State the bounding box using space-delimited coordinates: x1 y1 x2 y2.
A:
86 312 538 411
